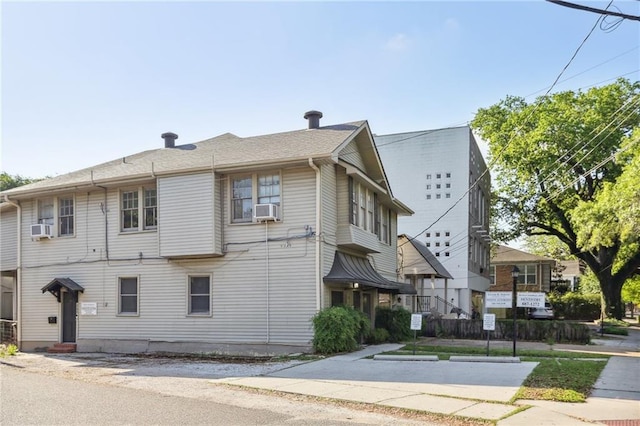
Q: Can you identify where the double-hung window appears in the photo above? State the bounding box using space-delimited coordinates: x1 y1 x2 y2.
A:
231 172 280 223
118 277 139 315
516 264 537 285
37 196 75 237
121 186 157 232
59 197 74 236
188 275 211 315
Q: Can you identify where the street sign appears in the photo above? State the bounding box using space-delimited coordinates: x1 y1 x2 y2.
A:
517 292 545 308
410 314 422 330
485 291 512 308
483 313 496 331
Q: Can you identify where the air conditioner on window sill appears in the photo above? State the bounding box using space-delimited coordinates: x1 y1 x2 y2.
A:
254 204 279 222
31 224 53 240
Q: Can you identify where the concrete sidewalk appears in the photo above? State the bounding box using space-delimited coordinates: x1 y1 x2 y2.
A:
215 341 640 425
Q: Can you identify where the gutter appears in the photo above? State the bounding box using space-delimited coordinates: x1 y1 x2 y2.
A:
2 195 22 348
308 158 322 311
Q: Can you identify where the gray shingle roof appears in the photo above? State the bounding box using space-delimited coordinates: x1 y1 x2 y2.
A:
3 121 366 197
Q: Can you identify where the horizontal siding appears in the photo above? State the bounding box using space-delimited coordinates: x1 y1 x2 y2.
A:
20 167 319 346
158 173 219 257
1 208 17 270
339 139 366 170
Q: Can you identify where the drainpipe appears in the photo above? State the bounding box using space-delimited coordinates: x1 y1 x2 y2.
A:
3 195 22 348
308 158 321 311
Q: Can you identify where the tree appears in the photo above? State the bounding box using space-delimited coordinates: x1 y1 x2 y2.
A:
472 79 640 319
0 172 37 192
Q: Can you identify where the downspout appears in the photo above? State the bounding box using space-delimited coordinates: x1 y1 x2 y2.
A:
265 220 270 343
3 195 22 348
308 158 321 311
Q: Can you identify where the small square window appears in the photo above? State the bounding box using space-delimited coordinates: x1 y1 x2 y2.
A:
445 241 450 247
426 194 431 200
436 184 441 189
426 174 431 179
435 232 440 237
445 231 450 237
435 242 440 247
436 194 441 199
446 183 451 188
445 252 450 257
435 252 440 257
446 193 451 198
436 173 441 179
446 173 451 178
425 232 431 238
426 242 431 247
426 184 431 190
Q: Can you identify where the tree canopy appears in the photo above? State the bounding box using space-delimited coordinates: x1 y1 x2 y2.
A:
0 172 37 192
473 79 640 319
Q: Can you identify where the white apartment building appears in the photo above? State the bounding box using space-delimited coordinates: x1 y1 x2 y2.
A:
374 126 491 314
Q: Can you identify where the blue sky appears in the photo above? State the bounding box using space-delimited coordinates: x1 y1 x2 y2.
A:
2 0 638 178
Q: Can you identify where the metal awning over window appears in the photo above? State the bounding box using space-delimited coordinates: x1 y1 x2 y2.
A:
42 278 84 302
323 252 417 294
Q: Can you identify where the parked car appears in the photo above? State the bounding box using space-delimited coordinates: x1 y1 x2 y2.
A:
528 302 554 320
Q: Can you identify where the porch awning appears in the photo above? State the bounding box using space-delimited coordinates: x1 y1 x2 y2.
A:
323 252 417 294
42 278 84 302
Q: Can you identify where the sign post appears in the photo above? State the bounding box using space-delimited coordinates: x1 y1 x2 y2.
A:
483 313 496 356
410 314 422 355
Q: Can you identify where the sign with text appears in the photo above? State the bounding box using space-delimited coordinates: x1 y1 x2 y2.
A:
81 302 97 315
485 291 512 308
410 314 422 330
483 313 496 331
517 292 545 308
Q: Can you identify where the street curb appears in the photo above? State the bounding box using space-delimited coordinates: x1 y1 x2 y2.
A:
373 354 439 361
449 356 521 363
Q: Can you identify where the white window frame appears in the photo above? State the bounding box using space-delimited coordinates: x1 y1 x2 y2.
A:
516 264 537 285
37 196 75 237
187 274 212 316
120 186 157 232
230 172 281 223
490 265 496 285
118 276 139 316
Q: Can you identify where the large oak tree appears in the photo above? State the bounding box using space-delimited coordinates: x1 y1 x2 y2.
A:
472 79 640 319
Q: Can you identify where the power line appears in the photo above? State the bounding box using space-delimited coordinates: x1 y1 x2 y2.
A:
546 0 640 22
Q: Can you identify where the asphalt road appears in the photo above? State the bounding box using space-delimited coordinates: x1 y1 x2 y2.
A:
0 364 429 426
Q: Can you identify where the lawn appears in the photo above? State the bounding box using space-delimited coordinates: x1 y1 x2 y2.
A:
391 344 609 403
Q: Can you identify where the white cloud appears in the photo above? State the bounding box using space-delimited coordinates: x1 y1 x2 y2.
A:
383 33 411 52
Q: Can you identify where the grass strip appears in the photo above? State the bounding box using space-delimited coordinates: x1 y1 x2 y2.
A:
395 345 609 359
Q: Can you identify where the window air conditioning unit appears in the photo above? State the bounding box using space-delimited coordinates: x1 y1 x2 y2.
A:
254 204 278 221
31 224 53 240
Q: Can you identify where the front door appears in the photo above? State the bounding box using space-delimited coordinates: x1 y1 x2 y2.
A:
62 292 77 342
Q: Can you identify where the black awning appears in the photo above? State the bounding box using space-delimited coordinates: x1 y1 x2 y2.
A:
323 252 417 294
42 278 85 302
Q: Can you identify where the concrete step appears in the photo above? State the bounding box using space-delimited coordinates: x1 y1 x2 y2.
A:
47 343 77 353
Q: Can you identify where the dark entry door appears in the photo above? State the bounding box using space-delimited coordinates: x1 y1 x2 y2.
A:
62 292 76 342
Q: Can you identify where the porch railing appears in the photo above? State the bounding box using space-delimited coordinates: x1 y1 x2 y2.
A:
0 320 17 345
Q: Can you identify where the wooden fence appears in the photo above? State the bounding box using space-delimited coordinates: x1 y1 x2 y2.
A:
422 318 591 344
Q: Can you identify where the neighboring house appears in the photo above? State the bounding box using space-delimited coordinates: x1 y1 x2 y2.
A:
0 111 414 354
374 126 491 315
396 234 461 316
490 245 555 293
553 260 586 291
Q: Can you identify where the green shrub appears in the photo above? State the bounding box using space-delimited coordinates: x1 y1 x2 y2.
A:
312 306 370 354
0 343 18 357
549 292 601 320
367 327 390 344
375 306 412 342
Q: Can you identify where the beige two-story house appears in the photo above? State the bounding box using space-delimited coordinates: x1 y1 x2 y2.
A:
0 111 413 354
